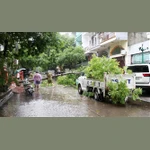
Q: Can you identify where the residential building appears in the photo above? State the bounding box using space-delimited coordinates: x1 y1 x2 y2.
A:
75 32 82 46
82 32 101 61
128 32 150 65
82 32 128 68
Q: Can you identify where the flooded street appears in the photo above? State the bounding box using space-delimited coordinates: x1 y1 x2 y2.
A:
0 84 150 117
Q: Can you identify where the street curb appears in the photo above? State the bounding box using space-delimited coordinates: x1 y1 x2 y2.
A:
127 98 150 107
0 89 14 107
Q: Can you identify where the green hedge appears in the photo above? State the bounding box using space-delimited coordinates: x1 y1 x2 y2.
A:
57 74 79 86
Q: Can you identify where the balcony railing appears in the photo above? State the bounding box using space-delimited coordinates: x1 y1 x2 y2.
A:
84 43 100 52
100 32 116 43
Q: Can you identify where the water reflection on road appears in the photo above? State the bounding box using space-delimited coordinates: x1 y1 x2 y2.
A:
0 85 150 117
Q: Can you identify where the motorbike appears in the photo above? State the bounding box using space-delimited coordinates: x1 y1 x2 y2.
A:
23 78 34 96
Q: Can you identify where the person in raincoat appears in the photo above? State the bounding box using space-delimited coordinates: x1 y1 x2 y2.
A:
19 70 24 81
15 68 26 80
16 71 20 79
33 71 42 90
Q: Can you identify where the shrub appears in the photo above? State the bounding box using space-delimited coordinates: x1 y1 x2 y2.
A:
77 66 87 72
131 88 142 101
41 80 53 87
107 81 142 104
57 74 79 86
107 81 130 104
83 91 94 97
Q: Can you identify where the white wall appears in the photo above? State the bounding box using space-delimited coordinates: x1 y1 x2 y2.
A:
127 40 150 65
128 40 150 55
82 34 89 48
116 32 128 40
128 32 148 46
82 32 100 49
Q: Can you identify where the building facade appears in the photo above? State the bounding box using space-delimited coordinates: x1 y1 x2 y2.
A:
128 32 150 65
81 32 150 67
82 32 100 61
82 32 128 68
75 32 82 46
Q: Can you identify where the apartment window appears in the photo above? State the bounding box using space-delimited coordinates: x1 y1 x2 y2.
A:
89 40 91 46
95 37 97 45
92 36 94 46
112 46 122 55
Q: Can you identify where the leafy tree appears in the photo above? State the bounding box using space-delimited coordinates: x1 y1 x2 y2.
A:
19 54 36 69
0 32 78 73
57 46 85 70
18 33 75 71
84 55 123 81
0 32 58 58
56 34 75 51
19 48 58 71
47 49 58 70
0 32 59 73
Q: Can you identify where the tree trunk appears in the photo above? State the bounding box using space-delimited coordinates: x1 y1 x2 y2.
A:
4 39 8 57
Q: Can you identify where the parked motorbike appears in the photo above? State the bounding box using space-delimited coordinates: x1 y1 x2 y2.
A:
23 78 34 96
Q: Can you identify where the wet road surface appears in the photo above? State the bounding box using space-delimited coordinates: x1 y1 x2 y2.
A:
0 84 150 117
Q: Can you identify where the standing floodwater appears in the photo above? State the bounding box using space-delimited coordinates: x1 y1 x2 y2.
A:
0 85 150 117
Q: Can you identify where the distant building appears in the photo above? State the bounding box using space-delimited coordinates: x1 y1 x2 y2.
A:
82 32 128 68
60 32 150 66
128 32 150 65
75 32 82 46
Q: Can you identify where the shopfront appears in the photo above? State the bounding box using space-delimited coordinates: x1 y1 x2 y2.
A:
128 40 150 65
131 52 150 64
113 56 125 68
109 42 127 68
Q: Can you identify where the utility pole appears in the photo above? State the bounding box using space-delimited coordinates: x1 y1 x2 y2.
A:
139 44 148 63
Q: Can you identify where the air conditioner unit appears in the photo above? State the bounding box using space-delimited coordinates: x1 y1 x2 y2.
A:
147 33 150 39
121 50 126 55
100 38 102 43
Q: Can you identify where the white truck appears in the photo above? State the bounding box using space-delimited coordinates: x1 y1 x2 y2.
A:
76 72 136 101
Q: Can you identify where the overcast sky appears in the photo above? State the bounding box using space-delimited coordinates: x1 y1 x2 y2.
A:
59 32 67 35
59 32 73 36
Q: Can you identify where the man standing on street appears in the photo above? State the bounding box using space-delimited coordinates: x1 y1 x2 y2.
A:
33 71 42 90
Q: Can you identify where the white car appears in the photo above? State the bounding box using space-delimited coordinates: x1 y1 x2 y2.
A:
127 64 150 91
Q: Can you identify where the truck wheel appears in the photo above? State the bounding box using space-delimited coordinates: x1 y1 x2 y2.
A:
78 84 83 95
94 89 99 101
99 92 103 102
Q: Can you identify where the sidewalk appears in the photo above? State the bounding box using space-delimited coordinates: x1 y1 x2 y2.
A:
0 89 13 107
0 82 24 107
127 96 150 106
9 82 24 94
140 97 150 103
